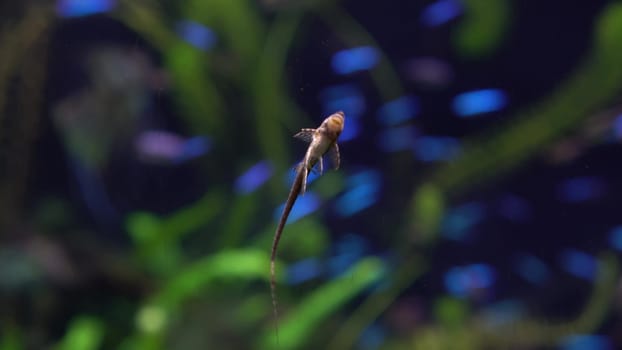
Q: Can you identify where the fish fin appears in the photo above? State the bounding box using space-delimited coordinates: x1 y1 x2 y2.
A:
328 142 340 170
310 157 324 175
300 166 308 195
294 129 315 143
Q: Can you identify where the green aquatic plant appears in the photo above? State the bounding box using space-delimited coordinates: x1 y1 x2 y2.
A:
454 0 512 58
408 253 619 350
127 190 225 274
0 6 53 232
107 2 622 348
412 3 622 238
54 316 104 350
2 1 622 349
261 257 386 350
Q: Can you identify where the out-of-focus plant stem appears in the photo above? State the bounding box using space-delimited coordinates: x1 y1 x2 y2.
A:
0 5 54 232
251 12 304 176
411 3 622 239
431 3 622 197
327 254 427 350
315 4 404 101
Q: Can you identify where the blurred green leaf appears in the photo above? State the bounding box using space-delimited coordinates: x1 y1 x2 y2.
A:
484 253 619 348
118 334 160 350
234 293 272 329
454 0 511 58
0 249 41 290
185 0 264 67
126 190 224 273
129 249 278 350
434 296 469 329
34 196 72 231
327 254 427 350
252 13 302 170
131 189 223 246
127 212 161 245
220 193 257 248
54 316 104 350
313 172 345 199
0 324 23 350
411 184 445 243
413 326 480 350
165 43 224 134
277 217 330 261
116 2 229 149
150 249 276 311
115 1 177 51
412 326 445 350
595 3 622 58
318 6 403 100
429 3 622 197
260 257 386 350
136 305 167 334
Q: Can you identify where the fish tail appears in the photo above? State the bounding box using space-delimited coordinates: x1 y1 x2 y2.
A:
270 166 304 343
270 259 280 344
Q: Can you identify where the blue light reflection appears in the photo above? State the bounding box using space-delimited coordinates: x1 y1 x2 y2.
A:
176 20 217 51
413 136 461 162
320 84 366 119
497 194 532 222
56 0 115 17
559 249 597 281
557 176 605 203
358 324 386 350
328 234 368 277
339 117 361 142
452 89 507 117
444 263 496 298
234 161 273 194
513 253 550 285
286 258 322 285
377 96 419 126
378 126 418 152
441 202 486 241
560 335 612 350
608 225 622 251
331 46 380 75
421 0 463 27
273 192 321 224
335 170 381 217
613 114 622 139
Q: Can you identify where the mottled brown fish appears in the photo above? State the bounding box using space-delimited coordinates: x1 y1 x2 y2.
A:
270 111 345 336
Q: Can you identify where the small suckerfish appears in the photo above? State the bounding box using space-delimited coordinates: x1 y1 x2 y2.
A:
270 111 345 336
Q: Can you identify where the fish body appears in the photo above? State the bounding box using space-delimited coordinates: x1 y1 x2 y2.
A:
270 111 345 335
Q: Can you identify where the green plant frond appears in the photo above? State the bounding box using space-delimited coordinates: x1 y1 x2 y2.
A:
260 257 386 350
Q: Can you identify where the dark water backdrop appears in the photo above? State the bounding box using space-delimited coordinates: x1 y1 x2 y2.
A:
1 1 622 349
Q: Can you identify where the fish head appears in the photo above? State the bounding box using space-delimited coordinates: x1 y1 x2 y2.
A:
323 111 345 139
